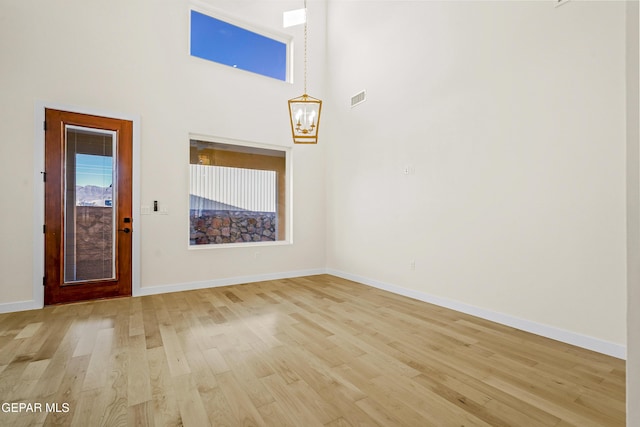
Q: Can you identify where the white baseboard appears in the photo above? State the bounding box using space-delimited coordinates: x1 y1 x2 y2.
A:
326 269 627 360
134 268 326 297
1 268 626 360
0 269 325 312
0 299 43 314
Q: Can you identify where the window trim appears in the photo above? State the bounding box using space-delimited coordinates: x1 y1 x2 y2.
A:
189 4 293 83
188 134 293 250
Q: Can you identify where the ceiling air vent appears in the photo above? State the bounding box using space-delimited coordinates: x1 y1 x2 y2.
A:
351 90 366 108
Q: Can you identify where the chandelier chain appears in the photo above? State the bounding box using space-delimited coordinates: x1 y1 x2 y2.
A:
304 0 308 95
304 24 307 95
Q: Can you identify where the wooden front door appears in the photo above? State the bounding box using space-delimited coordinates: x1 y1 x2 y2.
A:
44 109 133 305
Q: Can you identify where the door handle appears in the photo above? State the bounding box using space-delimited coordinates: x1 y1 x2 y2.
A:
118 228 131 233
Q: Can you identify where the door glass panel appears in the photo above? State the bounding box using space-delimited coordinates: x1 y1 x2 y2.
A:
64 126 117 283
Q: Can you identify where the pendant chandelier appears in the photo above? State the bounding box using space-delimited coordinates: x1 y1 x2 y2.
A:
288 0 322 144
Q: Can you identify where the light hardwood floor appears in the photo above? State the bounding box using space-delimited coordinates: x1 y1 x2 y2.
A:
0 275 626 426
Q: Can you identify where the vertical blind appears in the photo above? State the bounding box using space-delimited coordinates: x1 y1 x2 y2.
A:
190 164 276 212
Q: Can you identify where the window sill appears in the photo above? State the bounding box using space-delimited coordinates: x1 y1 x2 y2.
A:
187 240 292 251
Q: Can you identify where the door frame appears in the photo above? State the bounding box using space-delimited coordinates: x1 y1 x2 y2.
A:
33 102 141 308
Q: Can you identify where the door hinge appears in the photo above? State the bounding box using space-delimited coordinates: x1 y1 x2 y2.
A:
43 121 47 131
43 224 46 233
43 277 46 287
41 171 46 182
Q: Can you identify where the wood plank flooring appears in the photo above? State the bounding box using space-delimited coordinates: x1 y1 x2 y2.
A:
0 274 626 426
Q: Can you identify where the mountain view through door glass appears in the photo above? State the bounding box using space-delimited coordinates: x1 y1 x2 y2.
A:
76 154 113 207
64 127 116 283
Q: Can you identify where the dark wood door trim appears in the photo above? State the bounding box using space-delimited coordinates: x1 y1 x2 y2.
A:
44 109 133 305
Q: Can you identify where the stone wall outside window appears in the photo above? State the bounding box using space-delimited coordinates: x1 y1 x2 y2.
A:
190 210 277 245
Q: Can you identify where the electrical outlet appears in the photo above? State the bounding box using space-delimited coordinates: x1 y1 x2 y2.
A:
409 260 416 271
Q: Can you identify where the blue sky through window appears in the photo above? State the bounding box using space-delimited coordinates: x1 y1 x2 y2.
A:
76 154 113 187
190 10 287 81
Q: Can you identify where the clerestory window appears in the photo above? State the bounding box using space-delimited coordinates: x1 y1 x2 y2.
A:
190 9 290 82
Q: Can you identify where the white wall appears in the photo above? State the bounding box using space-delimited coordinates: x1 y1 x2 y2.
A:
626 0 639 423
0 0 327 304
325 1 627 349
